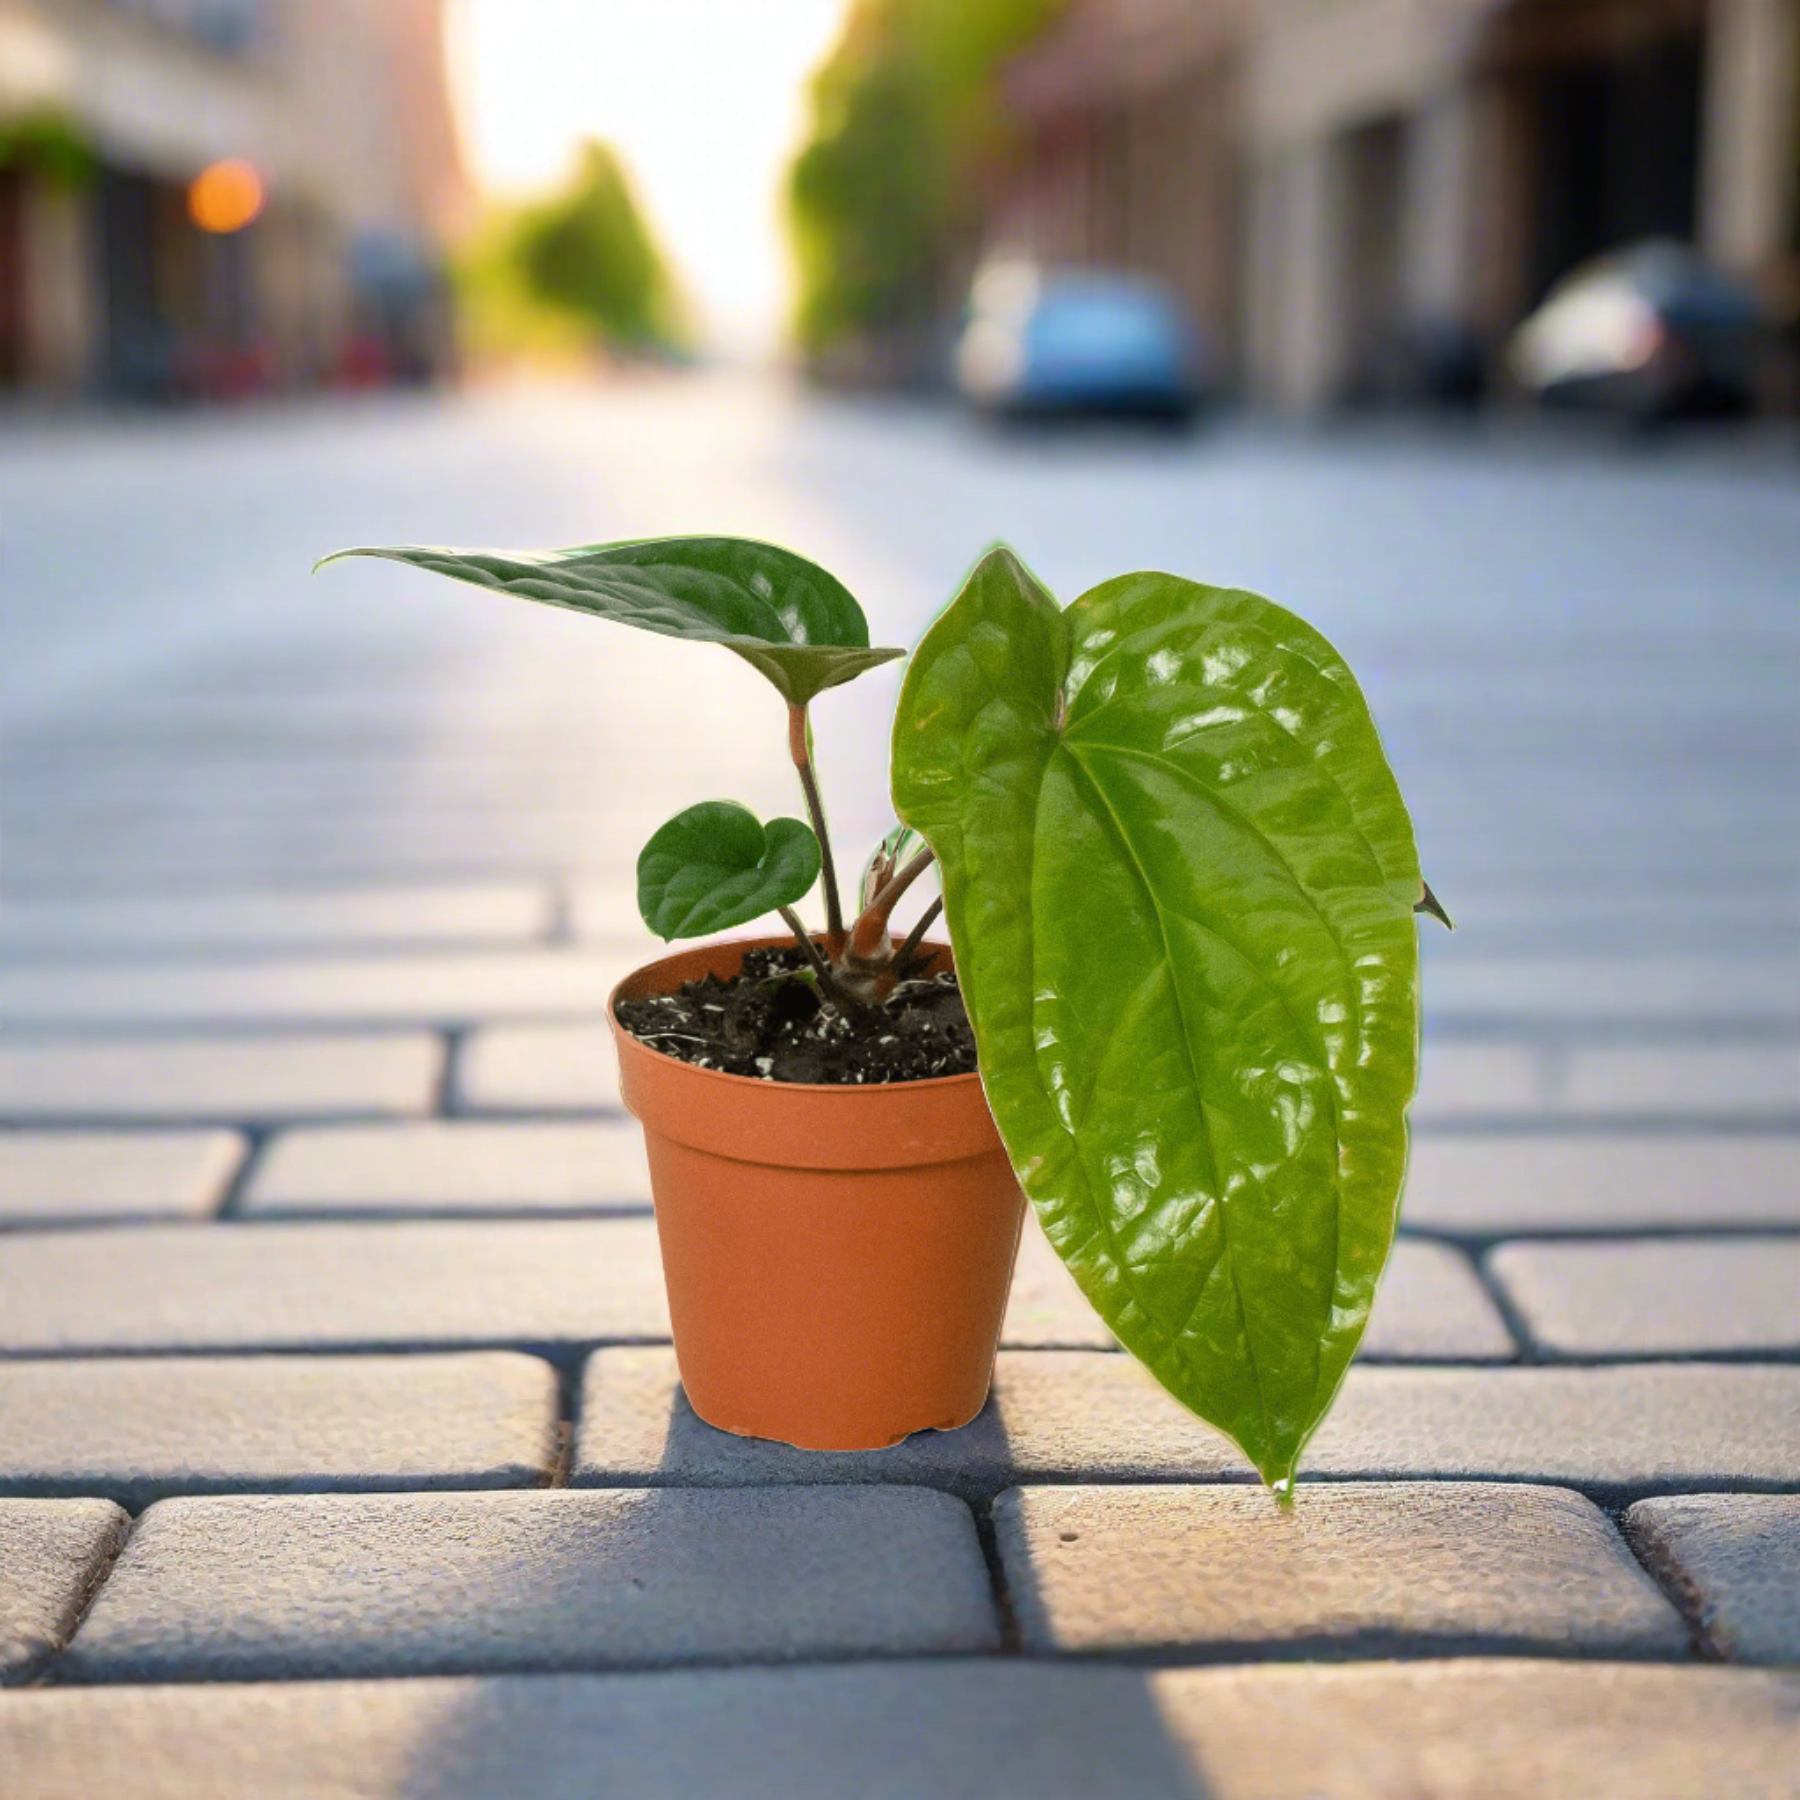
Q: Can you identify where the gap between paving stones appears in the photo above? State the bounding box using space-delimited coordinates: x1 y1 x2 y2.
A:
45 1509 137 1686
0 1500 132 1687
206 1128 268 1223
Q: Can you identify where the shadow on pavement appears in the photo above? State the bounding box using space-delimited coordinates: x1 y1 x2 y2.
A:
396 1661 1210 1800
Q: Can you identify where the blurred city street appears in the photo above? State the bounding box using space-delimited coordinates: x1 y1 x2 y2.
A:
7 373 1799 957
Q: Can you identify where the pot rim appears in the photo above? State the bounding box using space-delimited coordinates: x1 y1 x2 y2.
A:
607 933 986 1099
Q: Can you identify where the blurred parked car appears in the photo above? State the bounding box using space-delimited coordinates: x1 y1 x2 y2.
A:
1510 241 1773 422
955 261 1209 422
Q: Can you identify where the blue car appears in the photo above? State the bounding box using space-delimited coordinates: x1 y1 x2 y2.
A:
956 262 1207 422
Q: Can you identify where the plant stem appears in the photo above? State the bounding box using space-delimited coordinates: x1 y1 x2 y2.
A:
788 703 845 950
893 895 944 976
779 905 860 1011
847 843 937 960
870 844 935 915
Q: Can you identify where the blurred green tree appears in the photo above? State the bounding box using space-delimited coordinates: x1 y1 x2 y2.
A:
457 141 683 360
788 0 1063 373
0 110 98 189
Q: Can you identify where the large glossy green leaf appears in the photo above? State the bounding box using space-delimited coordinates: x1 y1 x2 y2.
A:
318 536 905 705
892 548 1421 1492
638 801 821 939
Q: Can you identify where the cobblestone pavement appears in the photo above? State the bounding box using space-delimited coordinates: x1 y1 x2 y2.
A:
1 380 1797 1797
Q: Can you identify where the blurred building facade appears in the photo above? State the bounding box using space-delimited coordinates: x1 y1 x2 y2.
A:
988 0 1799 407
0 0 468 401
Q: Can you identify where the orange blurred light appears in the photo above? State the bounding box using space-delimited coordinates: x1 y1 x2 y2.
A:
187 160 266 234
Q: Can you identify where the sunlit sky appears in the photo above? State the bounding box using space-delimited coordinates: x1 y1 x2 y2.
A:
448 0 848 356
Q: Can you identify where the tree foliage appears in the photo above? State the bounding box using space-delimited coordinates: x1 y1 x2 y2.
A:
0 109 97 190
457 141 682 357
787 0 1065 364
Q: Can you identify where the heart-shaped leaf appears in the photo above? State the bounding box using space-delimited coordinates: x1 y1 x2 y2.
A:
892 547 1422 1492
318 536 905 705
638 801 822 940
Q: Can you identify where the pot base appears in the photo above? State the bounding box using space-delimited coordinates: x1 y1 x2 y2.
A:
644 1129 1025 1454
681 1392 987 1455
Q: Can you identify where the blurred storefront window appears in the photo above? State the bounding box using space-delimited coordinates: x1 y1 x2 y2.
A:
0 0 467 401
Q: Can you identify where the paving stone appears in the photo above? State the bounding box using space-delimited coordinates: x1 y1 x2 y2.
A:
993 1482 1686 1661
1563 1046 1800 1121
0 1499 129 1683
243 1121 650 1216
0 1664 1192 1799
0 1353 557 1506
0 947 637 1029
1403 1133 1800 1235
1488 1236 1800 1358
1625 1495 1800 1664
455 1027 1560 1124
1411 1043 1549 1122
0 1220 667 1355
0 885 555 954
62 1487 998 1682
1428 889 1800 954
0 1033 442 1125
1003 1227 1514 1360
1 1661 1796 1800
1153 1660 1800 1799
566 877 640 939
0 1129 245 1224
1358 1238 1516 1360
575 1347 1800 1503
1426 957 1800 1025
1001 1218 1115 1348
455 1022 619 1114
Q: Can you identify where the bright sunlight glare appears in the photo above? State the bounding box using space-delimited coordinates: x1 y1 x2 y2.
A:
449 0 847 357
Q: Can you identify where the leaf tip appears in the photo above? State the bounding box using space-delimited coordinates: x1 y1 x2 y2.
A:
1415 879 1454 931
313 547 383 576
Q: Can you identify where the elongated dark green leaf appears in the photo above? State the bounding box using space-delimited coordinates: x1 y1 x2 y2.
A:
638 801 821 939
318 536 905 705
892 547 1421 1492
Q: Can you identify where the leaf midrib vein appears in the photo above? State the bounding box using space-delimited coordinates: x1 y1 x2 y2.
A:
1053 738 1278 1466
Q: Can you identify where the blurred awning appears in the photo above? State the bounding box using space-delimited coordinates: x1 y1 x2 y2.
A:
1475 0 1707 68
0 9 291 185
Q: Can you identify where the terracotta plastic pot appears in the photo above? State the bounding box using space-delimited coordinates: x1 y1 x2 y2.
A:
609 936 1026 1452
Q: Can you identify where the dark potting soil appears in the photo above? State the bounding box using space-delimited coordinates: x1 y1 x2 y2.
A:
615 946 978 1085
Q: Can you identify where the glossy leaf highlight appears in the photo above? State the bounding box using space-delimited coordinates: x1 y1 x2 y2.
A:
319 536 904 705
637 802 823 940
892 547 1421 1490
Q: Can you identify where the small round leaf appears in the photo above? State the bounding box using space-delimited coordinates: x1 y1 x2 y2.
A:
637 802 822 940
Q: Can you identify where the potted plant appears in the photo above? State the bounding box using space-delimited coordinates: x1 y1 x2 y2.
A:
321 536 1444 1496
